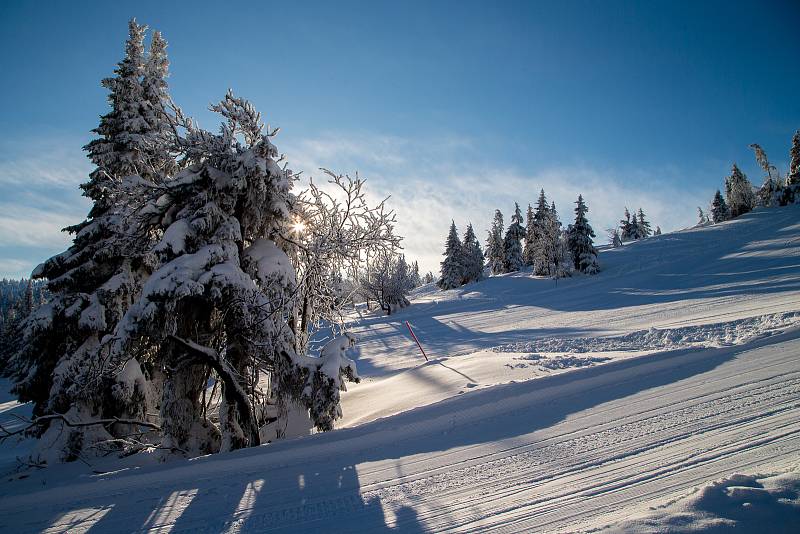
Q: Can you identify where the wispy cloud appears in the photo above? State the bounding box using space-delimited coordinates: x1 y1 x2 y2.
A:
0 132 710 279
0 137 91 278
281 132 708 274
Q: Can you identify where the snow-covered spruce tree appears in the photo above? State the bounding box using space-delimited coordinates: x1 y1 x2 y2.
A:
140 30 179 180
749 143 779 207
530 190 552 275
697 207 707 226
548 203 571 278
787 130 800 187
503 203 525 273
422 271 435 285
485 209 505 275
567 195 599 274
410 261 422 288
635 208 652 239
523 203 536 266
288 170 400 355
439 221 464 289
608 227 623 248
725 164 755 218
781 130 800 205
461 223 484 284
110 92 360 454
711 190 729 223
2 20 175 463
620 208 635 241
654 226 662 236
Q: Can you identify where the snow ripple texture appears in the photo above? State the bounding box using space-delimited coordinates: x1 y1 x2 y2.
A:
491 311 800 355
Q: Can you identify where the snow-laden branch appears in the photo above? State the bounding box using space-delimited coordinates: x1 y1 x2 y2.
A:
0 413 161 442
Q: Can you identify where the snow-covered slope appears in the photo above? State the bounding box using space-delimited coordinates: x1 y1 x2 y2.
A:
1 205 799 533
340 206 800 426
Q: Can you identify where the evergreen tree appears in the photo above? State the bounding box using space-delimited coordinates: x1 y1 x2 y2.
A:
84 19 152 193
438 221 464 289
781 130 800 205
23 280 34 315
462 223 484 284
697 207 706 226
750 143 778 207
485 209 505 275
654 226 662 236
609 228 623 247
531 190 552 275
553 230 572 279
502 203 525 273
4 20 170 463
548 203 570 278
567 195 599 274
726 164 755 218
409 260 422 288
787 130 800 187
636 208 652 239
711 190 729 223
141 29 178 179
620 208 635 241
523 203 536 266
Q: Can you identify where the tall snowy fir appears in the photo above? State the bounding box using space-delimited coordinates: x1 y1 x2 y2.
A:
782 130 800 204
531 190 553 275
787 130 800 187
711 190 729 223
635 208 652 239
140 29 178 179
485 209 505 275
725 164 755 218
461 224 484 284
567 195 599 274
439 221 464 289
3 19 168 463
523 204 536 266
548 202 570 278
609 228 623 248
502 203 525 273
749 143 778 207
620 208 635 242
3 24 361 464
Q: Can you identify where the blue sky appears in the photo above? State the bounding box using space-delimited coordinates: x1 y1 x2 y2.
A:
1 0 798 277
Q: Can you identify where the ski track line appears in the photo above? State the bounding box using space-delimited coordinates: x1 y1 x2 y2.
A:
8 333 800 533
154 349 800 531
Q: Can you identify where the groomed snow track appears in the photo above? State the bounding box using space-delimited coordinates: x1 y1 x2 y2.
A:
2 328 799 533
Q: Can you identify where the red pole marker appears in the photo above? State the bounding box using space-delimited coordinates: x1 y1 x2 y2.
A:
405 321 429 362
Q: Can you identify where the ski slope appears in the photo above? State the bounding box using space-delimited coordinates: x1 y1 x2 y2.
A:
1 205 800 532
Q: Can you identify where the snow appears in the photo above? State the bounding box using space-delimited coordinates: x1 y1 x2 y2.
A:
244 238 296 287
601 471 800 533
1 204 800 532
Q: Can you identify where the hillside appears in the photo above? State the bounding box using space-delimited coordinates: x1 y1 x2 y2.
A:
1 205 799 532
340 205 800 426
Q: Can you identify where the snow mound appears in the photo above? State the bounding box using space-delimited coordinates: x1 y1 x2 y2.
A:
492 312 800 355
602 470 800 533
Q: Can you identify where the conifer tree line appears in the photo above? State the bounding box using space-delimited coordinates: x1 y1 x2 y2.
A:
0 20 411 464
700 130 800 226
0 279 48 357
438 190 600 289
614 206 654 244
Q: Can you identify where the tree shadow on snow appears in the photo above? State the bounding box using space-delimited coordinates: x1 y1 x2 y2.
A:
65 331 779 533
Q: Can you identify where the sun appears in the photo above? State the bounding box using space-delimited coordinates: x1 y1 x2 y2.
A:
291 219 307 235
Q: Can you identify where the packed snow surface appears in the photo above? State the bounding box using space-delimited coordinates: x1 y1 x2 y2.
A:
2 205 800 532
